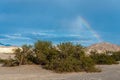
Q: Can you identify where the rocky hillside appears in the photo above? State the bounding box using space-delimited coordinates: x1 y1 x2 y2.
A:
86 42 120 54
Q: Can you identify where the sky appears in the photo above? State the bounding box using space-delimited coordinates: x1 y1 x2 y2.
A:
0 0 120 46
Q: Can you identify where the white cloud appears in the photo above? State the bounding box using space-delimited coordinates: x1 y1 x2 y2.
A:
1 34 31 40
31 32 57 37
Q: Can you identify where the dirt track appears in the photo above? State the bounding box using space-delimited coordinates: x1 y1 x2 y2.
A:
0 63 120 80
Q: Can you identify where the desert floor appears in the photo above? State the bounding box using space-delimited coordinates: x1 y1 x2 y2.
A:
0 62 120 80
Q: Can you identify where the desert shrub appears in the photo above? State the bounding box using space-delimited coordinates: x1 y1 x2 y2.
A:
35 42 99 72
14 45 35 65
3 45 35 66
34 40 53 65
0 58 5 63
111 51 120 61
0 58 18 66
2 40 99 72
3 58 19 67
90 52 118 65
44 56 100 72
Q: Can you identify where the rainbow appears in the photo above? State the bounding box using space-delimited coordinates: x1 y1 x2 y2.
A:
79 16 103 42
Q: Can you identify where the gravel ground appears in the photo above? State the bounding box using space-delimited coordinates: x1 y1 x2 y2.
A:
0 63 120 80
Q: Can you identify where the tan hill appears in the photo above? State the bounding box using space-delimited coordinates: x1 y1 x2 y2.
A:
0 46 20 59
0 46 19 54
86 42 120 54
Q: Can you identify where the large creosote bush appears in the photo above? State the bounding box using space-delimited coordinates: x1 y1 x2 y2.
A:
14 45 35 65
35 41 99 72
3 45 35 66
111 51 120 61
90 52 118 65
34 40 54 65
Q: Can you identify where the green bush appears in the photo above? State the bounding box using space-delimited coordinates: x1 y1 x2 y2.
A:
2 40 99 73
3 45 35 66
111 51 120 61
0 58 5 63
3 58 19 67
35 42 99 72
34 40 53 65
14 45 35 65
90 52 118 65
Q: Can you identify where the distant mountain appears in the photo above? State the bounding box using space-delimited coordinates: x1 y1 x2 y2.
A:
0 42 12 46
86 42 120 54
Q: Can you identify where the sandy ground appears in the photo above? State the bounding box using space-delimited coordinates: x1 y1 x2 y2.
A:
0 63 120 80
0 53 15 59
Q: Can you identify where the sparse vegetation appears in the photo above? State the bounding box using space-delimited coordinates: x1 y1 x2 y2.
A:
3 45 35 66
3 40 120 73
14 45 34 65
0 58 6 63
111 51 120 61
41 42 99 72
2 40 100 73
90 51 118 65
